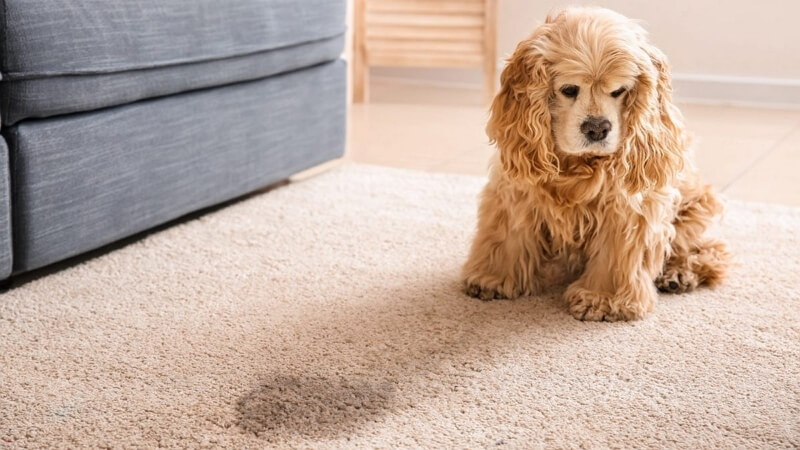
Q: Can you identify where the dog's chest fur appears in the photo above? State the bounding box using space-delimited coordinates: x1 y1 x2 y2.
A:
501 172 678 276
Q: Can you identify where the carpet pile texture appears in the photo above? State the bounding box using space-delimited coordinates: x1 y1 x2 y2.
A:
1 164 798 448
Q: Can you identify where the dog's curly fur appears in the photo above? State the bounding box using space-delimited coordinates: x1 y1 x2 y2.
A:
462 7 730 321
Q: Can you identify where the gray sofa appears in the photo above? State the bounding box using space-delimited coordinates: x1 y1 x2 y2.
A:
0 0 347 281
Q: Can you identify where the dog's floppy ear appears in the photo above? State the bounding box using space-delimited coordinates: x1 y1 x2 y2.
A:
486 28 559 183
619 43 686 193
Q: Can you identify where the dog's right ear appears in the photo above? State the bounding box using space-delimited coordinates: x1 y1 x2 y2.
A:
487 31 559 183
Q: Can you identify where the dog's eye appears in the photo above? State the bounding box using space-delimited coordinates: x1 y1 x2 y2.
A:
611 87 627 98
560 85 579 98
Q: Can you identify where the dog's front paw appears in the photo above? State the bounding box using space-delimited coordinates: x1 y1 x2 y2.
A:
566 290 619 321
564 285 650 322
656 267 698 294
464 282 510 301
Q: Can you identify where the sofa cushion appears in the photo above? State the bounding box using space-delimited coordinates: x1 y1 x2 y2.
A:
1 35 344 125
6 60 345 273
0 0 345 123
0 138 10 279
0 0 345 76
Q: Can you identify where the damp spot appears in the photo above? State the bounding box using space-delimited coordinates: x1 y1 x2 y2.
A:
235 375 395 440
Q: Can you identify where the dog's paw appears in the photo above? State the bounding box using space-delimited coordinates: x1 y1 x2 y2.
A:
464 283 509 301
568 299 622 322
564 285 649 322
656 268 698 294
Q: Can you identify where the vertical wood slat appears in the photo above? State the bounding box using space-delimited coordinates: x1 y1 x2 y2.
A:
483 0 497 103
353 0 368 103
353 0 497 104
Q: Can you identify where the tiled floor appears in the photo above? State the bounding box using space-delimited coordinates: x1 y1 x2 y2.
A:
342 82 800 206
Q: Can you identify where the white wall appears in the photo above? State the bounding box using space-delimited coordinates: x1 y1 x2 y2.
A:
369 0 800 107
501 0 800 79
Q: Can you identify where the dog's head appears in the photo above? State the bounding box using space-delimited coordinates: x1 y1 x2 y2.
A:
488 7 685 192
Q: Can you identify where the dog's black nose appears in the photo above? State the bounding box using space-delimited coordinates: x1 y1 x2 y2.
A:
580 116 612 142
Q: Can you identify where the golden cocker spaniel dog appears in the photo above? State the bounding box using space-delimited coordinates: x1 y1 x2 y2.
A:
463 7 730 321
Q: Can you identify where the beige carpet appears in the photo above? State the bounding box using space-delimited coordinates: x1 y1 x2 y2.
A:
1 164 798 448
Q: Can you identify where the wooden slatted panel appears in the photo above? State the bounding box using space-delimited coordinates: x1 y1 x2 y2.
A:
365 1 486 65
353 0 497 102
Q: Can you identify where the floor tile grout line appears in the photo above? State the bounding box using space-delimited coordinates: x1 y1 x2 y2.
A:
720 121 800 193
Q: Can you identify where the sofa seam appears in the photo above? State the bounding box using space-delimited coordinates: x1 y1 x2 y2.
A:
1 0 7 78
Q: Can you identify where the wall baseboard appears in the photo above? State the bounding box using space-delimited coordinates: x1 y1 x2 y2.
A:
371 72 800 109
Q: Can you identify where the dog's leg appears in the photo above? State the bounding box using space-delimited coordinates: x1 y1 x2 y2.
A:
656 182 730 293
462 224 545 300
462 184 545 300
565 200 672 321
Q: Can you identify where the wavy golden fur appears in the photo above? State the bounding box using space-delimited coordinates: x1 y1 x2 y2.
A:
463 7 730 321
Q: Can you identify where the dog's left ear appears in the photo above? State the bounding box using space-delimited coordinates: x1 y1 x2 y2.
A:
620 43 686 193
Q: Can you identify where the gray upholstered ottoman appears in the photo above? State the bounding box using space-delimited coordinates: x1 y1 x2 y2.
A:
0 0 347 279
